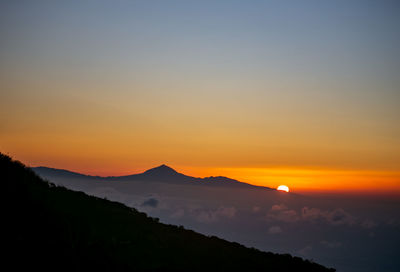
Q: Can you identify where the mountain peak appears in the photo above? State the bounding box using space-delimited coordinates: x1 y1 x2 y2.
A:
143 164 179 175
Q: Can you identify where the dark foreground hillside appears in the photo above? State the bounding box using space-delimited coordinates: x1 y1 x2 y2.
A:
1 153 335 272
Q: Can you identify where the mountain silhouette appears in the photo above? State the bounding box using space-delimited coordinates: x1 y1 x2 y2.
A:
116 164 194 183
144 164 179 175
2 152 334 271
33 164 272 190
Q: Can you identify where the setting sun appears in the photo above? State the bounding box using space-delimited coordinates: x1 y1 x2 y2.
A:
277 185 289 192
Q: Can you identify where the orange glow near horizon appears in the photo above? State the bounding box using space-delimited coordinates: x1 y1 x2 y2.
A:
15 152 399 195
201 167 400 194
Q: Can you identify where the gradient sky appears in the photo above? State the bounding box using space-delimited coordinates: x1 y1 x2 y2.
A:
1 1 399 193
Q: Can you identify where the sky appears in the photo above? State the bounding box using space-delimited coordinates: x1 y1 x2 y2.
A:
1 0 399 193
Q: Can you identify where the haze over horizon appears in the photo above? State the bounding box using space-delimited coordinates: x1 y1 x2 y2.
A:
1 0 399 194
29 162 400 195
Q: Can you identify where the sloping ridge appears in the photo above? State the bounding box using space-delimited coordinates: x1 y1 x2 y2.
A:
33 166 100 179
2 153 334 271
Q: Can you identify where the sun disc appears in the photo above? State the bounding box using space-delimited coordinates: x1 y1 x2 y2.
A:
277 185 289 192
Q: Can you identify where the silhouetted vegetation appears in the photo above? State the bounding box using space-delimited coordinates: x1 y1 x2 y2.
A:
2 153 335 271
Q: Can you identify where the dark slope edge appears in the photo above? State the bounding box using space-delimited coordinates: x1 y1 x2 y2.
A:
3 154 334 272
33 164 273 190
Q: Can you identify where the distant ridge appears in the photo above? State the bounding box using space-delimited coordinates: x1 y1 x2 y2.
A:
33 166 100 179
32 164 272 190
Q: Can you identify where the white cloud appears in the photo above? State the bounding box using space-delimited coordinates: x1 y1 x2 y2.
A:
266 205 356 226
195 206 236 223
301 207 355 226
361 219 377 229
252 206 261 213
267 204 300 223
218 206 236 218
270 204 288 212
297 245 312 256
268 226 282 234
